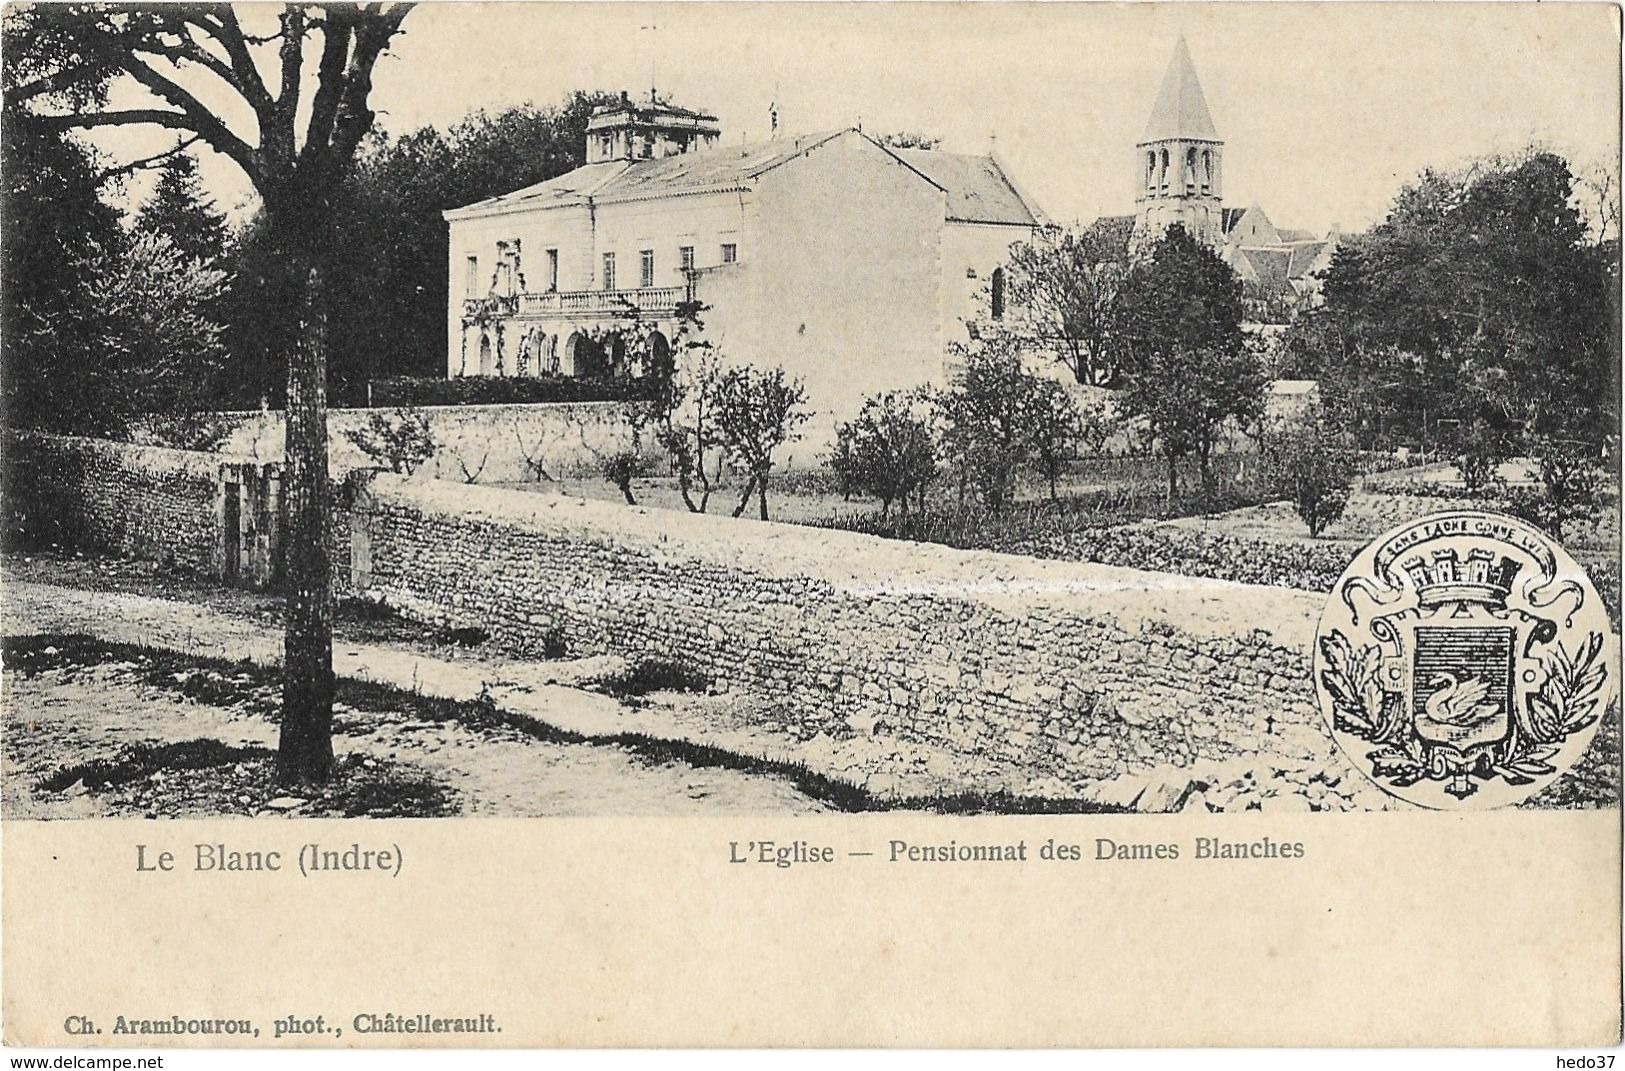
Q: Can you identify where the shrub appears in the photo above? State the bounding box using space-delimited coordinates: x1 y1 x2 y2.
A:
1504 438 1605 540
600 448 650 505
1264 407 1355 537
596 658 710 698
708 364 810 520
367 375 658 407
538 627 569 660
937 339 1037 515
1454 419 1510 495
831 390 936 516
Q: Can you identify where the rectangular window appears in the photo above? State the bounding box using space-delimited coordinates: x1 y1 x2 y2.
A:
679 245 695 273
602 252 616 291
640 249 655 288
464 255 479 296
720 243 738 264
546 249 559 292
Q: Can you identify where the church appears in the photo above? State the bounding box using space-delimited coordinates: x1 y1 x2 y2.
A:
442 92 1046 425
1114 36 1339 320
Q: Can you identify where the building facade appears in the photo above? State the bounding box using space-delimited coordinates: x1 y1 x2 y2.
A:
442 93 1046 423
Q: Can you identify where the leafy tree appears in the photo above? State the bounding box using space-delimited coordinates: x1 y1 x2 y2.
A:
1453 417 1510 496
1025 377 1079 503
9 2 416 783
312 91 619 404
1265 403 1354 537
1115 224 1265 498
637 301 726 514
63 231 230 431
134 151 229 267
831 391 937 517
1004 218 1134 386
709 364 810 520
938 335 1035 515
0 105 125 433
1287 150 1618 454
1075 395 1120 457
878 131 941 150
1505 438 1605 540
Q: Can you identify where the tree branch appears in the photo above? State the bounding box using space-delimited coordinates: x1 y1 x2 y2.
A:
268 5 307 168
97 133 203 181
36 107 195 132
116 52 261 182
192 6 278 124
301 11 356 164
327 4 414 163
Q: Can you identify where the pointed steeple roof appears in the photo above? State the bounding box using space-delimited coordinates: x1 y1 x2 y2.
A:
1141 35 1219 143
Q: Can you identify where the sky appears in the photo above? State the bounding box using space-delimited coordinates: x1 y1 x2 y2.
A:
110 2 1621 235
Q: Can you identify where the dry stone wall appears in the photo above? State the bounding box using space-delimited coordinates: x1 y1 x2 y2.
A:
7 433 225 574
216 401 646 484
353 477 1333 781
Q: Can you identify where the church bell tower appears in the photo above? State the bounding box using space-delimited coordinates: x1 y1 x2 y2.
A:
1135 35 1224 246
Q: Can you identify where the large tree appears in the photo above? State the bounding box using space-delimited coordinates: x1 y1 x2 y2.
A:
1115 223 1266 497
1003 217 1134 387
0 103 125 433
1286 150 1618 453
7 2 415 782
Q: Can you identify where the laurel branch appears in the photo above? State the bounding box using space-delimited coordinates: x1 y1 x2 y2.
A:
1490 631 1608 785
1322 628 1609 788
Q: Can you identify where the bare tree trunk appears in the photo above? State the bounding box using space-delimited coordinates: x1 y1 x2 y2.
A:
757 473 769 521
731 474 757 518
279 254 335 783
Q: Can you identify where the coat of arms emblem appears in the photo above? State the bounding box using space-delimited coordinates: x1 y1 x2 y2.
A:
1313 510 1616 809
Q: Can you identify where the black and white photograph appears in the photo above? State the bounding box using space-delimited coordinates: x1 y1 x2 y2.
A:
0 0 1619 1054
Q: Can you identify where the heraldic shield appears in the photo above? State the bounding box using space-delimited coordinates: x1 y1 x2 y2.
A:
1314 511 1616 809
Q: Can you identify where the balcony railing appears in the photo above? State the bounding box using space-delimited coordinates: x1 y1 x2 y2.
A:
472 285 691 319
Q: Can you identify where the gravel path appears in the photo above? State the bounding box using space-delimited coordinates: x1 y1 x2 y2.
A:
3 580 831 817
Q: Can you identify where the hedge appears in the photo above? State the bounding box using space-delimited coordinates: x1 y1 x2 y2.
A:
367 375 657 407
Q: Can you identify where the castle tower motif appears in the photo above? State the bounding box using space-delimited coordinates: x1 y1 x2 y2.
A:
1135 35 1224 246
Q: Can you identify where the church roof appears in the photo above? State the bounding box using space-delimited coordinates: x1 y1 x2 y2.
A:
1141 36 1219 143
1237 246 1292 293
1285 240 1330 279
447 130 1044 228
890 148 1043 226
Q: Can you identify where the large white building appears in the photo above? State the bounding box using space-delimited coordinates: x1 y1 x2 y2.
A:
442 92 1046 422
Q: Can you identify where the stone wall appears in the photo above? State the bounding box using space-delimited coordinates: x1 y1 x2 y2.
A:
214 401 646 484
6 433 227 575
352 476 1331 781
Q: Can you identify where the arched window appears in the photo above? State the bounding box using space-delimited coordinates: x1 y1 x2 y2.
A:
1159 148 1170 187
1202 150 1213 191
1146 150 1156 189
1185 147 1197 192
990 267 1006 321
478 334 493 376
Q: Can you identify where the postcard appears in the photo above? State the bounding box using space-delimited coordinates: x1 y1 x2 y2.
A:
2 0 1619 1050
